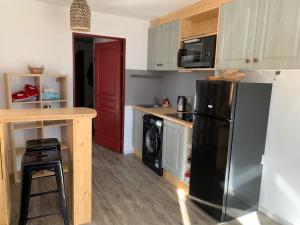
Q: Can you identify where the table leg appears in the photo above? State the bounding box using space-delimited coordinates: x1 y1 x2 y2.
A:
0 122 10 225
68 118 92 225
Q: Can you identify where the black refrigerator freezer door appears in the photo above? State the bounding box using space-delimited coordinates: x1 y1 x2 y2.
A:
194 81 236 120
189 114 231 221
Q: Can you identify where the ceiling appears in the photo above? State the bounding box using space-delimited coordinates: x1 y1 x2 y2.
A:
35 0 200 20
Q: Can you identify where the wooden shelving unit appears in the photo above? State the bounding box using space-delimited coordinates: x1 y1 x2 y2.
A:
180 7 220 40
4 73 69 183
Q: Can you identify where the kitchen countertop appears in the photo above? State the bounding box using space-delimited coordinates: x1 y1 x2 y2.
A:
132 105 193 129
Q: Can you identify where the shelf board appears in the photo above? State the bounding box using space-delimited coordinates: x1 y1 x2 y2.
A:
43 120 68 128
12 100 41 105
14 122 42 130
5 73 67 78
180 32 217 41
42 99 67 103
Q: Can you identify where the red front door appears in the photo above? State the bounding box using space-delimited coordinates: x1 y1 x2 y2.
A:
94 41 123 153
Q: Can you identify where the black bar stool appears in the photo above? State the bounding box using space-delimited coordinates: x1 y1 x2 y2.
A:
19 139 70 225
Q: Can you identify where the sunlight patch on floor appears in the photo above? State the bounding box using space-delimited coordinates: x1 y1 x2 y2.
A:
236 212 262 225
177 188 191 225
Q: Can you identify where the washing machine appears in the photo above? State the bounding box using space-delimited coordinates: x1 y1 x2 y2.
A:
142 114 163 176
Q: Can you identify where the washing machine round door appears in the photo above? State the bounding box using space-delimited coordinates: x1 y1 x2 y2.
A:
145 124 161 156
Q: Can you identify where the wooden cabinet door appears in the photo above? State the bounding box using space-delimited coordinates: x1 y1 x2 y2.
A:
162 20 180 71
216 0 259 69
147 26 163 70
162 121 184 178
253 0 300 69
132 110 144 150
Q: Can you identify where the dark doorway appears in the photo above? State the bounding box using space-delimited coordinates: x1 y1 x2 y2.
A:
73 33 126 154
74 37 94 108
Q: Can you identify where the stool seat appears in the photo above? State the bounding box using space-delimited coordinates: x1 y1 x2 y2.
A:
23 151 61 167
26 138 60 152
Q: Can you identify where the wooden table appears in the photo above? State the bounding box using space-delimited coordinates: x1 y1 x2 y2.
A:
0 108 97 225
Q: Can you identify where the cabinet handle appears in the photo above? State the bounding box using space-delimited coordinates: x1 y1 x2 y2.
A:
253 58 259 63
245 59 251 63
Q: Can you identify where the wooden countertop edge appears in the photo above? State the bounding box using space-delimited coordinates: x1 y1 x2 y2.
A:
0 108 97 123
132 105 193 129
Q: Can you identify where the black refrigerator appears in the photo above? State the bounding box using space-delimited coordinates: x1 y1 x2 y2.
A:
189 80 272 222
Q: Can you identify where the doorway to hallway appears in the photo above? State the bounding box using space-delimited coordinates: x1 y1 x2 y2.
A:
73 33 125 154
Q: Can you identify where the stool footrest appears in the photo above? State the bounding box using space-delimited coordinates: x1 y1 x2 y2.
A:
30 190 59 198
27 212 62 221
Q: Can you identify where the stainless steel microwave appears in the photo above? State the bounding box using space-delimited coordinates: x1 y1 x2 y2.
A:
177 35 217 68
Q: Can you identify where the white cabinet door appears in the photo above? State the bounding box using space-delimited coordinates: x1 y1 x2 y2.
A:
216 0 259 69
162 20 180 71
147 26 163 70
253 0 300 69
162 120 184 178
132 109 144 151
148 20 180 71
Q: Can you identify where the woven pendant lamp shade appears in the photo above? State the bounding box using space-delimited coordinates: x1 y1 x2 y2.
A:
70 0 91 32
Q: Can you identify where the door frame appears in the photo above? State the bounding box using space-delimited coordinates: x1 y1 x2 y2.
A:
72 32 126 153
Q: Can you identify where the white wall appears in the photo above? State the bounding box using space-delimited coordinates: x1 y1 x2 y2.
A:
259 71 300 225
0 0 149 108
0 0 149 154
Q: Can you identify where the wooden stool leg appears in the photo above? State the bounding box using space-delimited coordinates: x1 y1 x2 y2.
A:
18 169 32 225
54 163 70 225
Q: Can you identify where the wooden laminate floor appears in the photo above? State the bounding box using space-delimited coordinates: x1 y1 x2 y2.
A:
10 145 281 225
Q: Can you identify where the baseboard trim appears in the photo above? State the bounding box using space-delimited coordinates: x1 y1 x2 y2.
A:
133 148 142 159
259 206 293 225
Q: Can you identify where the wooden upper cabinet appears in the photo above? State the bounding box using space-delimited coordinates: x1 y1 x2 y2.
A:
216 0 259 69
253 0 300 70
147 20 179 71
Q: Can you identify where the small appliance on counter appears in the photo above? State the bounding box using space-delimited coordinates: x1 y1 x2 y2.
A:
190 80 272 222
142 114 163 176
177 96 187 112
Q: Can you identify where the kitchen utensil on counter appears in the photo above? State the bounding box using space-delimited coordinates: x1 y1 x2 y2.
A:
177 96 187 112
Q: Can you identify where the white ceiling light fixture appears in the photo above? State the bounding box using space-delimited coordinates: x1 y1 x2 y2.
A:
70 0 91 32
